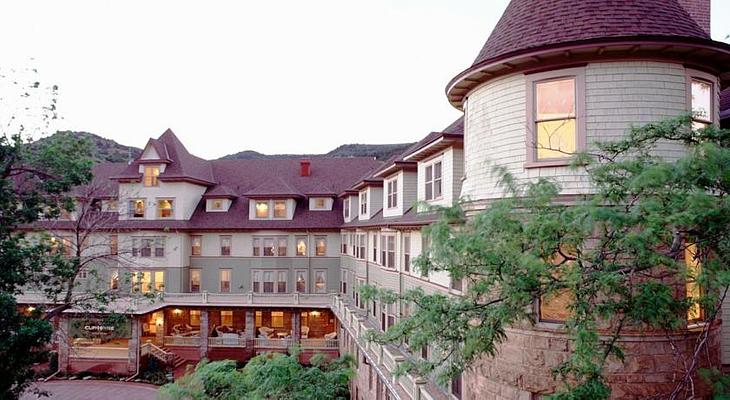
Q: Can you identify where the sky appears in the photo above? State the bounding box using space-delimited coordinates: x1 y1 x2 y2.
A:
1 0 729 159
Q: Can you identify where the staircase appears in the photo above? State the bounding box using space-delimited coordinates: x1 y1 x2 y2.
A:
141 342 186 368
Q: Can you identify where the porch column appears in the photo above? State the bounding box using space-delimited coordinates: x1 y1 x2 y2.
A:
245 310 255 340
57 316 70 374
200 309 209 359
292 310 301 342
128 317 140 374
156 311 165 346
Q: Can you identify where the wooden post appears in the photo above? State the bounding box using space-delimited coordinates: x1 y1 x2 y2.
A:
200 309 209 359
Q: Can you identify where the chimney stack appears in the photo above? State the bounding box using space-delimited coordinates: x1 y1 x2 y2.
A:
300 159 311 177
677 0 711 36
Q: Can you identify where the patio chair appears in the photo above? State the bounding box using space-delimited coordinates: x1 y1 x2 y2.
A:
324 331 337 340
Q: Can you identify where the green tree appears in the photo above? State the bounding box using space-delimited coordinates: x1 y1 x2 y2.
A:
0 68 94 399
363 116 730 399
158 352 354 400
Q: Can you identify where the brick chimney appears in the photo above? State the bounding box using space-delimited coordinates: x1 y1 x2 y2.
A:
300 159 311 177
677 0 711 36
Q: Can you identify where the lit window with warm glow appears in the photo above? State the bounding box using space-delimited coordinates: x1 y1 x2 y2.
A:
685 243 703 322
191 269 201 293
274 200 286 218
157 199 174 218
535 78 576 160
221 310 233 327
271 311 284 328
296 236 307 256
129 199 146 218
691 79 713 130
314 270 326 293
190 310 201 326
315 236 327 256
212 199 223 210
255 201 269 218
314 197 326 209
220 269 231 293
143 166 159 187
539 246 575 323
296 270 306 293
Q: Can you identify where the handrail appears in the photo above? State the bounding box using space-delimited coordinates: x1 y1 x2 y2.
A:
141 342 173 363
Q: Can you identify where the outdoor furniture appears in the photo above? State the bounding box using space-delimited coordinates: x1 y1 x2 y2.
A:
324 331 337 340
301 326 310 339
259 326 275 338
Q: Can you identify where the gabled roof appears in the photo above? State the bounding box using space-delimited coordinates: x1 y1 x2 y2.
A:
112 129 215 186
446 0 730 108
402 116 464 162
202 184 238 199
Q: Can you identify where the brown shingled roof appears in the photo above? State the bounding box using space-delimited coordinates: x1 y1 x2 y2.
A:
471 0 709 68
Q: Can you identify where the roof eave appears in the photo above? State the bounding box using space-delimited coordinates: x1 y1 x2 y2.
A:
403 134 463 162
446 37 730 109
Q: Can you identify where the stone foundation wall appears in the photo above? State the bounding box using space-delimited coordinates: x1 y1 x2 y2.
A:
464 324 721 399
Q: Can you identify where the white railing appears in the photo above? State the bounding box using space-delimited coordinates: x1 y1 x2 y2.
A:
300 338 339 349
254 338 291 349
164 335 201 347
208 336 247 347
141 342 174 363
160 292 334 307
71 345 128 359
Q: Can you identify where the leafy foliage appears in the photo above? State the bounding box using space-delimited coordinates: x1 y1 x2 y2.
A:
158 352 354 400
363 116 730 399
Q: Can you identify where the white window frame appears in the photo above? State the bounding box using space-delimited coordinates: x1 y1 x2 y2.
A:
386 178 398 209
360 191 368 215
219 268 231 293
295 270 307 293
156 198 174 219
190 268 201 293
315 236 327 257
220 235 232 256
424 161 443 201
314 270 327 294
129 199 146 219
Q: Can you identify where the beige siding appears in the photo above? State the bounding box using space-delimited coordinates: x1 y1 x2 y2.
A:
461 61 716 203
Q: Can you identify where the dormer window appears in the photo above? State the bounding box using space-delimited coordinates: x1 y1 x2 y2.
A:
386 179 398 208
315 198 326 209
273 200 287 218
129 199 146 218
143 166 160 187
211 199 223 210
255 201 269 218
425 161 442 201
157 199 174 218
360 192 368 215
343 198 350 218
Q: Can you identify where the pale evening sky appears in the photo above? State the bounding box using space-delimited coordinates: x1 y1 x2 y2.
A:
2 1 729 159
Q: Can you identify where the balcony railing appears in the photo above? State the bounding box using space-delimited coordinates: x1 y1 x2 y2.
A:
164 335 201 346
208 336 247 348
300 338 339 349
254 337 292 349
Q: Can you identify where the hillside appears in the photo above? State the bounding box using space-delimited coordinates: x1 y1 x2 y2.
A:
34 131 142 163
36 131 414 163
220 142 414 161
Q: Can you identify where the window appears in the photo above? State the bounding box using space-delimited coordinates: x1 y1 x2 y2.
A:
210 199 224 211
190 269 201 293
255 311 262 327
143 166 159 187
220 235 231 256
109 234 118 255
686 243 703 321
277 271 287 293
191 235 202 256
381 235 395 268
360 191 367 215
314 198 326 209
385 303 396 331
221 310 233 327
252 270 261 293
154 271 165 291
190 310 201 326
129 199 145 218
355 234 366 259
132 237 165 258
341 234 348 254
539 246 575 323
402 234 411 272
110 269 119 291
255 201 269 218
421 345 429 360
263 271 274 293
295 270 306 293
315 236 327 256
526 68 585 164
386 179 398 208
133 271 152 294
451 276 463 292
341 271 348 294
220 269 231 293
424 162 442 200
264 238 275 256
277 238 287 257
343 198 350 218
295 236 307 256
691 78 713 129
271 311 284 328
274 200 287 218
156 199 174 218
314 270 326 293
372 234 378 263
253 238 261 256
